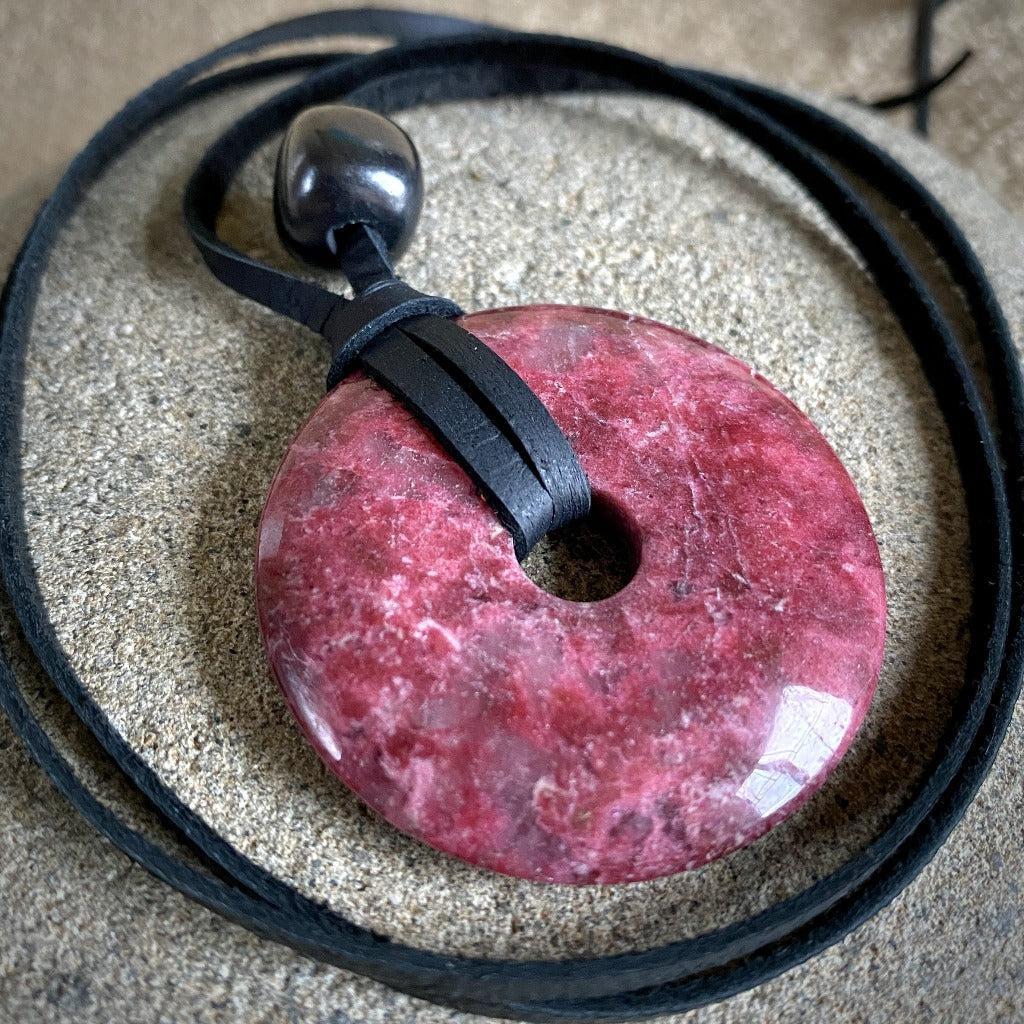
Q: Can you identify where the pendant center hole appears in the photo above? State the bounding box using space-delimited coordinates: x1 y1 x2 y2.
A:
520 495 640 602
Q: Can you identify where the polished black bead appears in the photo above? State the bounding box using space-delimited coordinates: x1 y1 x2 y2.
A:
274 104 423 269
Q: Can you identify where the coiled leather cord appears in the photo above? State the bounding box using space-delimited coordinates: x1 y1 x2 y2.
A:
0 9 1020 1022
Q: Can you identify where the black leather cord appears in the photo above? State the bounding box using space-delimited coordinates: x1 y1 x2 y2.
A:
843 0 969 131
0 9 1021 1022
914 0 949 134
859 47 971 114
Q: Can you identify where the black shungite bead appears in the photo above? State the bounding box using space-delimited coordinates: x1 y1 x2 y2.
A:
274 104 423 269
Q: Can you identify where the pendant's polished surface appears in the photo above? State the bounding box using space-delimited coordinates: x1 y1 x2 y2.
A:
256 305 886 884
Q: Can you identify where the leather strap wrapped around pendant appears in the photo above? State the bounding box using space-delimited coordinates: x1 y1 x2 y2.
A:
360 324 559 556
314 275 592 553
186 109 594 560
0 8 1021 1023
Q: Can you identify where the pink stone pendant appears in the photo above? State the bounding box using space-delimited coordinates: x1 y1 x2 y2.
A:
255 305 886 884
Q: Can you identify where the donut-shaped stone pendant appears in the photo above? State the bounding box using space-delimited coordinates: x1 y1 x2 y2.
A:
256 304 886 884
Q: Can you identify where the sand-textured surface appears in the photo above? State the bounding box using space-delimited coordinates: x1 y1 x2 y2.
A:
1 3 1022 1023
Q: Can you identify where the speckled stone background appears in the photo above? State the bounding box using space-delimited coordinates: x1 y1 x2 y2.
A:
1 2 1022 1022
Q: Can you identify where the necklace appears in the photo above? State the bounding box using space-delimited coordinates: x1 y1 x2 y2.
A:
1 9 1020 1019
